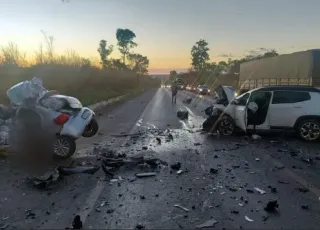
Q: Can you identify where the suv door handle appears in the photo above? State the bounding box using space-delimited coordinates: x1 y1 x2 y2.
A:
293 106 302 108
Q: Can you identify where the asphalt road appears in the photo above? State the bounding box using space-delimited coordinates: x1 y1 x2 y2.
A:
1 88 320 229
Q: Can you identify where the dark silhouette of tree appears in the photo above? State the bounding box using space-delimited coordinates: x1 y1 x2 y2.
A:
218 61 227 67
110 59 128 71
227 49 279 70
97 40 113 68
263 49 279 58
116 29 137 64
191 39 210 72
128 53 149 75
244 48 279 62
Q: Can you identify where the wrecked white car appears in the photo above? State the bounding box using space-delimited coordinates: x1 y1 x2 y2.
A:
203 85 320 142
5 77 99 158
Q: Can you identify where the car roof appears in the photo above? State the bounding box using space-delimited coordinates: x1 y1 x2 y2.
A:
253 85 320 93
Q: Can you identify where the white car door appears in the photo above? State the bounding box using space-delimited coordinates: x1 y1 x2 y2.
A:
234 105 247 131
268 90 309 128
233 93 250 131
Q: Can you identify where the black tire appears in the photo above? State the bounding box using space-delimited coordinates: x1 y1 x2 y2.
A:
53 135 76 159
216 116 236 136
82 118 99 137
297 119 320 142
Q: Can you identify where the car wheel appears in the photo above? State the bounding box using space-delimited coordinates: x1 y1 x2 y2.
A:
217 117 235 136
298 119 320 142
53 135 76 159
82 118 99 137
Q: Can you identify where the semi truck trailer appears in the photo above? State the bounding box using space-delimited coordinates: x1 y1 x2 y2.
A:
239 49 320 90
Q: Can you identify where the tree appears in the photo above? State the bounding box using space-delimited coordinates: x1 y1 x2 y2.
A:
191 39 210 72
218 61 227 67
228 48 279 69
97 40 113 68
245 48 279 61
128 53 149 75
110 58 128 71
116 29 137 64
263 49 278 58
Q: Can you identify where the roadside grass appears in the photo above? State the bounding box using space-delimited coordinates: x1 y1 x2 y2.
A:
0 42 159 105
0 65 159 105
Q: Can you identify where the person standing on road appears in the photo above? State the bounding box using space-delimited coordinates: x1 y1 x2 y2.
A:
171 84 178 104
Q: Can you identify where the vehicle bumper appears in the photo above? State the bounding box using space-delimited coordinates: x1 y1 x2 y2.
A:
60 107 95 139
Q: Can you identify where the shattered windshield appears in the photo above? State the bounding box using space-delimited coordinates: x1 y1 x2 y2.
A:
0 1 320 229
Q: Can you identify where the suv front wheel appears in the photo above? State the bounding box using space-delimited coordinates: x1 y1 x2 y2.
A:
297 119 320 142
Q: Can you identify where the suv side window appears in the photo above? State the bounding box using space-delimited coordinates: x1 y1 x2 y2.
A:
236 93 250 106
272 91 311 104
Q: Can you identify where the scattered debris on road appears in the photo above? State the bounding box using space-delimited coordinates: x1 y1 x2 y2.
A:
231 210 239 214
297 187 309 193
135 172 156 178
26 168 60 189
174 204 190 212
252 134 261 140
171 162 181 170
301 157 313 164
177 169 183 175
245 216 254 222
156 137 161 144
264 200 279 212
196 219 218 228
72 215 83 229
135 223 146 229
183 97 192 104
254 187 266 195
210 168 218 174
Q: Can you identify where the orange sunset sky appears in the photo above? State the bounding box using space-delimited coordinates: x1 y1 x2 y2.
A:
1 0 320 74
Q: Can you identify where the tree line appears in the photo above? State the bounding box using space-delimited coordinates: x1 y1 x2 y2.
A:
169 39 279 83
97 28 149 75
0 28 149 76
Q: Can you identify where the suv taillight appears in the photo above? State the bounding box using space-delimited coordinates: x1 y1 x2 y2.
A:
54 113 70 125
